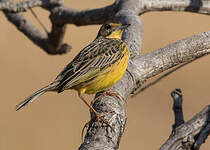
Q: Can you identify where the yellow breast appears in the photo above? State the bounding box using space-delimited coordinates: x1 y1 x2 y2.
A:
76 46 130 94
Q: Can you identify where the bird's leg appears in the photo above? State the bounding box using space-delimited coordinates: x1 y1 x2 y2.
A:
103 91 125 101
81 120 90 141
78 93 113 130
91 91 125 105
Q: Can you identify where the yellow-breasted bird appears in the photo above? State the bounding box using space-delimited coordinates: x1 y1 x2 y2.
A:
16 23 130 126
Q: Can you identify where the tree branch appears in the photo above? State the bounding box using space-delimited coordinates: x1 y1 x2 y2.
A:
0 0 44 12
171 89 185 129
131 60 193 97
160 89 210 150
130 31 210 94
141 0 210 15
49 4 118 26
0 0 71 54
2 0 210 55
0 0 63 12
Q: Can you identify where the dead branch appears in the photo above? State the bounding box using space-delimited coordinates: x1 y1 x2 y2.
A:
160 89 210 150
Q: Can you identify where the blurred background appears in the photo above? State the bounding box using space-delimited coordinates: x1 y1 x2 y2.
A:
1 0 210 149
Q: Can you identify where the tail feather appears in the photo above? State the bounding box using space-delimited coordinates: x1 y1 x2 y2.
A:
16 84 55 111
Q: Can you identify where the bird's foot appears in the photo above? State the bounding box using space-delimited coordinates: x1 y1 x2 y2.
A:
81 110 114 141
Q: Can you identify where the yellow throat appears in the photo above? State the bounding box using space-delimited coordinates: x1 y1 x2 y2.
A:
106 29 124 39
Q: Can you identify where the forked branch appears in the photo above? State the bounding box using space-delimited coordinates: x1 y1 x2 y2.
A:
1 0 210 54
160 89 210 150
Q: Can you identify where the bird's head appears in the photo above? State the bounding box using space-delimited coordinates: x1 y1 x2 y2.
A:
97 23 130 39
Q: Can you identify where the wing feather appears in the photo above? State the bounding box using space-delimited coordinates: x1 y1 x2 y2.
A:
57 38 125 93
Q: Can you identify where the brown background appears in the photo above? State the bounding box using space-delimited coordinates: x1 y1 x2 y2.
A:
1 0 210 149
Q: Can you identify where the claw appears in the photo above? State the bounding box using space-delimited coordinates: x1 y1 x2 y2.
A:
79 93 114 141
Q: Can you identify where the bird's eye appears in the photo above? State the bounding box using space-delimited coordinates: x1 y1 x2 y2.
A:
104 24 111 30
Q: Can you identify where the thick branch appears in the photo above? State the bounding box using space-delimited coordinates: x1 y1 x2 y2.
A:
0 0 118 25
0 0 63 12
50 4 118 26
0 0 43 12
130 31 210 93
2 0 210 18
142 0 210 15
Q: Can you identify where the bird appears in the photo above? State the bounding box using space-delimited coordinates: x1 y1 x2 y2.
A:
16 22 130 127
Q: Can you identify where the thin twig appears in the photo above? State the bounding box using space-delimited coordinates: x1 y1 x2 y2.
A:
30 8 49 34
